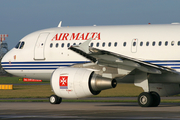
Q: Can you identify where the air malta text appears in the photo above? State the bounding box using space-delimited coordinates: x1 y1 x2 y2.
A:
52 32 101 41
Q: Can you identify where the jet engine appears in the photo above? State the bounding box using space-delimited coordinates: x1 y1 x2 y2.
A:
50 67 117 98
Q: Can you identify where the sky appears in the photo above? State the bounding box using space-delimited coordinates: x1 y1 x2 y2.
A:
1 0 180 49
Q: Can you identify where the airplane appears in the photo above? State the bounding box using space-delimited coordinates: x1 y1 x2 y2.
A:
2 22 180 107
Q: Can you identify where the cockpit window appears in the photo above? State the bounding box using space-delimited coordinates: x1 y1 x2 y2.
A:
19 41 25 49
15 42 21 49
15 41 25 49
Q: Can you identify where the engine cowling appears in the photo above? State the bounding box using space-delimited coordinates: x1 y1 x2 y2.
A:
50 67 117 98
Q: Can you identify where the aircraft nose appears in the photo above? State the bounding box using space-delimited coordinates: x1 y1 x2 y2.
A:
1 49 14 72
1 53 9 71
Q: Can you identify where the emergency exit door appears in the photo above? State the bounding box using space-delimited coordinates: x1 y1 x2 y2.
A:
131 38 138 53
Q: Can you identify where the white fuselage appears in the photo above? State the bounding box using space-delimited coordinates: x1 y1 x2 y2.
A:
2 24 180 80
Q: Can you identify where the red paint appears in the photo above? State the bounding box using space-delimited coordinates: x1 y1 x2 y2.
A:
14 55 16 60
66 89 72 94
23 78 42 82
52 32 101 41
157 87 162 91
59 76 68 87
62 33 69 40
0 34 8 42
70 33 81 40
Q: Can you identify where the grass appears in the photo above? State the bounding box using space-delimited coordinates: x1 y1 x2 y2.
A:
0 76 50 84
0 84 143 99
0 85 53 98
96 84 143 97
0 76 180 103
0 76 52 98
0 76 143 98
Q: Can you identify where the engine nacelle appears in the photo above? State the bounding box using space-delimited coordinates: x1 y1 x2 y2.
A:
50 68 117 98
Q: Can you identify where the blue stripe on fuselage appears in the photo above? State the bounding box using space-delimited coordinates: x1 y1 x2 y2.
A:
1 61 88 70
2 60 180 70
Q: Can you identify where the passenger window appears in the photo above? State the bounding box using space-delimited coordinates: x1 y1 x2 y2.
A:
146 42 149 46
73 43 76 45
108 42 111 47
133 42 136 46
15 42 21 49
152 41 155 46
61 43 64 48
96 42 99 47
50 43 53 48
178 41 180 46
19 41 25 49
90 43 93 47
171 41 174 46
140 42 143 46
123 42 126 47
114 42 117 47
159 41 162 46
56 43 59 48
67 43 70 47
165 41 168 46
102 42 105 47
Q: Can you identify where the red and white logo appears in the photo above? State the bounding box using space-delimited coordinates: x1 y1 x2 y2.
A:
59 76 68 89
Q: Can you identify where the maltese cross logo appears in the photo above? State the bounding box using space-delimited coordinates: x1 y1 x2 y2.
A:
59 76 68 89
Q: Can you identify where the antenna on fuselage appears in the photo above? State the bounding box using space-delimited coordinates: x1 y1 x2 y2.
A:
58 21 62 27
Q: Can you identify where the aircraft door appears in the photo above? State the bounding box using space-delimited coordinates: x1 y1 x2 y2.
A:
34 33 49 60
131 38 138 53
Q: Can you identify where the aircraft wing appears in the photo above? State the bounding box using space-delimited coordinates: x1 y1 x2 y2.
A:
69 39 178 76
